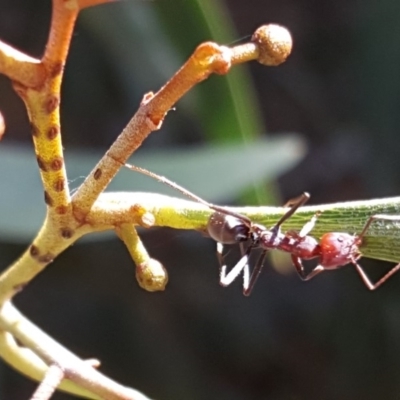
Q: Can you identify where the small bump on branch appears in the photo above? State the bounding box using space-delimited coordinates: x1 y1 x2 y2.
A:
115 223 168 292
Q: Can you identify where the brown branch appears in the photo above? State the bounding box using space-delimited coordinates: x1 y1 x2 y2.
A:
0 41 45 87
0 331 102 399
43 0 79 66
71 24 293 220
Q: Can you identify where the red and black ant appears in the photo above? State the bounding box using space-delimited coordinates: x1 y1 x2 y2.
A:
123 163 400 295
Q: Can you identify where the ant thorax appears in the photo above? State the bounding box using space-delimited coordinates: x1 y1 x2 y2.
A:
278 231 320 260
256 224 285 249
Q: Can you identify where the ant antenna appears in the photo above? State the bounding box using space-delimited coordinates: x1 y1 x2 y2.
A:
123 162 252 224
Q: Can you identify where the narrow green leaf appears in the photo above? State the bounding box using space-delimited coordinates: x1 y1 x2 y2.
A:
0 135 304 242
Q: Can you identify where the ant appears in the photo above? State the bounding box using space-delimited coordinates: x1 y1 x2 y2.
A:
123 162 400 295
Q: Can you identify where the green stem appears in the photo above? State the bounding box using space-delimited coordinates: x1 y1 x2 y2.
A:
123 193 400 264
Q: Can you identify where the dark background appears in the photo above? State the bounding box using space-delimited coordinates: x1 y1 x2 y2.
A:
1 1 400 399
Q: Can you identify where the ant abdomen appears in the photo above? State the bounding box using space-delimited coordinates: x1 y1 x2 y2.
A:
207 212 250 244
318 232 361 269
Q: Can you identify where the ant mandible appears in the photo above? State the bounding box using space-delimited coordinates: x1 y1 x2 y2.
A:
122 163 400 295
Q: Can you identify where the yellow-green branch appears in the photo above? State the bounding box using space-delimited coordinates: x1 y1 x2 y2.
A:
92 192 400 264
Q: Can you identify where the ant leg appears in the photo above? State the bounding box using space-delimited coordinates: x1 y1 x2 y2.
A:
216 242 225 270
243 250 268 296
352 260 400 290
291 255 325 281
219 243 255 289
351 214 400 289
219 252 249 288
123 163 253 225
358 214 400 240
239 242 246 256
283 192 310 209
298 211 322 238
272 193 310 230
239 242 250 291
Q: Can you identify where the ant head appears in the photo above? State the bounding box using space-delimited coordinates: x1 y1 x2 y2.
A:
319 232 361 270
207 212 251 244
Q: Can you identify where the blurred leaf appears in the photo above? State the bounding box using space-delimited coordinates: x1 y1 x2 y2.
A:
0 134 305 242
119 134 305 200
155 0 279 204
80 2 182 98
155 0 262 143
354 0 400 194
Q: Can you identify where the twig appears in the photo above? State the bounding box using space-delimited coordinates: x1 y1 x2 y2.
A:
30 364 64 400
0 330 99 399
0 301 151 400
71 24 293 219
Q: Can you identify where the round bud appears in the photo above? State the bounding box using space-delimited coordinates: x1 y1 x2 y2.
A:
252 24 292 66
136 258 168 292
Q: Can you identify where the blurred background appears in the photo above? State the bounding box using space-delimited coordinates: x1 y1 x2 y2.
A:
1 0 400 399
